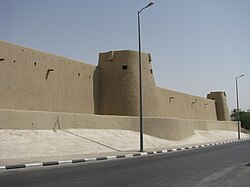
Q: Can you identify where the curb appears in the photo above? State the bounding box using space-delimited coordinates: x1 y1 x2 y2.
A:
0 138 248 171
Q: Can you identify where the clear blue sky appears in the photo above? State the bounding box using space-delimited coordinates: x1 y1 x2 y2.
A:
1 0 249 112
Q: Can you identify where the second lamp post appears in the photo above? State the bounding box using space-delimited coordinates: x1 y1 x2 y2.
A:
236 74 244 139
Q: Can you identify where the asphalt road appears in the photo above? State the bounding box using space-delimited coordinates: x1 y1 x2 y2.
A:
1 140 250 187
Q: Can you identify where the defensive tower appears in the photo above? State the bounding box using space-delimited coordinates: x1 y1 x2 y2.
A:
207 92 231 121
97 50 161 116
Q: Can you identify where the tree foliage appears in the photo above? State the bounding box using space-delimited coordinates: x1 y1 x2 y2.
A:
231 110 250 130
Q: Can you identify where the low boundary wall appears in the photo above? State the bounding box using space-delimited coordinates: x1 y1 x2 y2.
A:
0 109 237 140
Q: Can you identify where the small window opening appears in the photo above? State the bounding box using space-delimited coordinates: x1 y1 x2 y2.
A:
150 69 153 74
191 101 196 108
45 69 54 79
204 103 208 109
78 73 80 76
89 75 91 79
122 65 128 70
13 60 16 62
34 62 37 66
0 58 5 61
169 97 174 104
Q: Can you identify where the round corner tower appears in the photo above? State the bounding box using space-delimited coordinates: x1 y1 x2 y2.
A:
207 91 231 121
97 50 161 116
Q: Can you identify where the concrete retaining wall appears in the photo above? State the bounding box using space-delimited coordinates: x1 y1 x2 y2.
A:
143 118 237 140
0 109 237 140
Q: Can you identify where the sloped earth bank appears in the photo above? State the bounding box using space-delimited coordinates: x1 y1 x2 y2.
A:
0 129 249 160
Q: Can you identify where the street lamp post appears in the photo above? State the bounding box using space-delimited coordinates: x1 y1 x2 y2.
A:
138 2 154 152
236 74 244 139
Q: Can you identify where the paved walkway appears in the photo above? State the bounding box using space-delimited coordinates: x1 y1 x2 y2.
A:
0 129 249 165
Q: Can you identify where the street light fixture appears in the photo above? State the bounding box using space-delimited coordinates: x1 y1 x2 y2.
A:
138 2 154 152
236 74 244 139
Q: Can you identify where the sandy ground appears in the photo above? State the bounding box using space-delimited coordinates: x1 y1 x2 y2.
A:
0 129 249 160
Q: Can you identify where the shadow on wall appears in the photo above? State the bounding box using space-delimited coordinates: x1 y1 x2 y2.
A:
53 116 61 132
93 67 99 114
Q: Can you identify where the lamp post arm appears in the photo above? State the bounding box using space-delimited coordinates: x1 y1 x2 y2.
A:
139 6 147 14
139 2 154 14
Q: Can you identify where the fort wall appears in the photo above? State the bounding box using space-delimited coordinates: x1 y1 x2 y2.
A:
0 41 98 114
98 50 220 120
0 41 231 122
157 87 217 120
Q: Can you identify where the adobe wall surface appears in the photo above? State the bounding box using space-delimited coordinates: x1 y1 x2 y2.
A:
157 87 217 120
0 41 98 114
0 40 231 121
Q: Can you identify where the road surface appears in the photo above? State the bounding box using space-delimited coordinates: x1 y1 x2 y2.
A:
1 140 250 186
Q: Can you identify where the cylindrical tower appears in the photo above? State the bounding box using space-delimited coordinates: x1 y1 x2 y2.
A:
207 92 231 121
97 50 161 116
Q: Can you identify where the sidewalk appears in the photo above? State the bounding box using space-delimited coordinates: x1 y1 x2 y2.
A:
1 129 249 166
